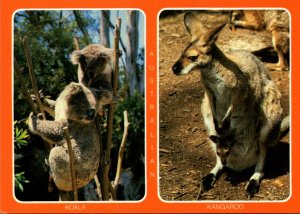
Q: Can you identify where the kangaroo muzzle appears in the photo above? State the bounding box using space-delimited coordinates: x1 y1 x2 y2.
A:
172 61 183 75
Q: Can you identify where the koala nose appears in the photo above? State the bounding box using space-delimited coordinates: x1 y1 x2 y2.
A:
172 61 182 75
87 109 96 120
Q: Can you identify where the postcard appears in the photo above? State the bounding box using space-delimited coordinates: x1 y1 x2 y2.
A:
0 0 299 213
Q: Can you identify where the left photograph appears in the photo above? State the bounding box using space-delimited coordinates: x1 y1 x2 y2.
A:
13 10 145 201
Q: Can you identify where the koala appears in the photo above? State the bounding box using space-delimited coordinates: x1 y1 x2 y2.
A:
28 82 101 192
71 44 121 113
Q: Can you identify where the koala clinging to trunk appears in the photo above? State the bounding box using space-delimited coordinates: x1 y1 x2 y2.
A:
71 44 122 114
28 82 102 194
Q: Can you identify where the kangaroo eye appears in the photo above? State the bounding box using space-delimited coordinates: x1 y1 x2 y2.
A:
188 55 198 61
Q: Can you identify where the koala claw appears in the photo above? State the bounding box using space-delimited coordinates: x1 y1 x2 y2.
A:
30 89 45 102
37 113 44 120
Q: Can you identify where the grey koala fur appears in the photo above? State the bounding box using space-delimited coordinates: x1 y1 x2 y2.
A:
28 82 100 192
71 44 121 113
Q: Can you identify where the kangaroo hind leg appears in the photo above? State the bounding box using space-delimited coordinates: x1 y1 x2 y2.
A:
201 148 224 192
246 141 267 199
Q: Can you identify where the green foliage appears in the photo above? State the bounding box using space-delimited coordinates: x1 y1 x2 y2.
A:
104 92 144 180
14 11 78 120
114 92 144 141
101 93 144 146
15 172 30 192
14 120 30 149
113 92 145 166
14 120 30 193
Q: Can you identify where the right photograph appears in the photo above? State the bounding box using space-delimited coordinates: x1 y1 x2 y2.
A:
159 10 290 201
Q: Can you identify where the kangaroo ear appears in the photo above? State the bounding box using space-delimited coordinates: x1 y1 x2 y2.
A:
205 22 226 44
209 135 219 144
184 12 203 35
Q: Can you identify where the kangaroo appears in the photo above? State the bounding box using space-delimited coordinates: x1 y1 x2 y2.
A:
209 132 235 166
172 12 286 198
229 10 290 71
202 110 289 198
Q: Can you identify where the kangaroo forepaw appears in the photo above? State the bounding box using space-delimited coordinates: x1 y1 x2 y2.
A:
245 179 260 199
201 173 216 192
220 117 230 133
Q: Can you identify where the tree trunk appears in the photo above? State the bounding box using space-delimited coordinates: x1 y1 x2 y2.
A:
100 11 110 47
125 10 140 96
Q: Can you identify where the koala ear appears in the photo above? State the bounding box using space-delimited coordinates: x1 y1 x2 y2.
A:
91 88 104 100
71 50 84 65
66 82 83 95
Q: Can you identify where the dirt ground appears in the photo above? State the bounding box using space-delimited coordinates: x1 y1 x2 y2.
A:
158 11 290 201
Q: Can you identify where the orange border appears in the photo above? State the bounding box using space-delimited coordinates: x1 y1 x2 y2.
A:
1 0 299 213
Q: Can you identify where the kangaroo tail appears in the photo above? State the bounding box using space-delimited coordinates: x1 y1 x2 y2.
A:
279 116 290 140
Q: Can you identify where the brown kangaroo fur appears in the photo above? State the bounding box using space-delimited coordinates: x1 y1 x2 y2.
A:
230 10 290 71
172 12 288 198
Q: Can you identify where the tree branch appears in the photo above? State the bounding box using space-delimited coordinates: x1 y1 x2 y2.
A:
19 37 52 151
101 12 127 55
14 58 38 115
100 11 110 47
93 175 102 200
113 111 130 187
73 11 91 45
23 36 46 119
63 126 78 201
101 18 121 201
73 36 80 51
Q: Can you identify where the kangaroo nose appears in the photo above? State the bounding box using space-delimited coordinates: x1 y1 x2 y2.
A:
87 109 96 120
172 61 182 75
221 158 227 165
